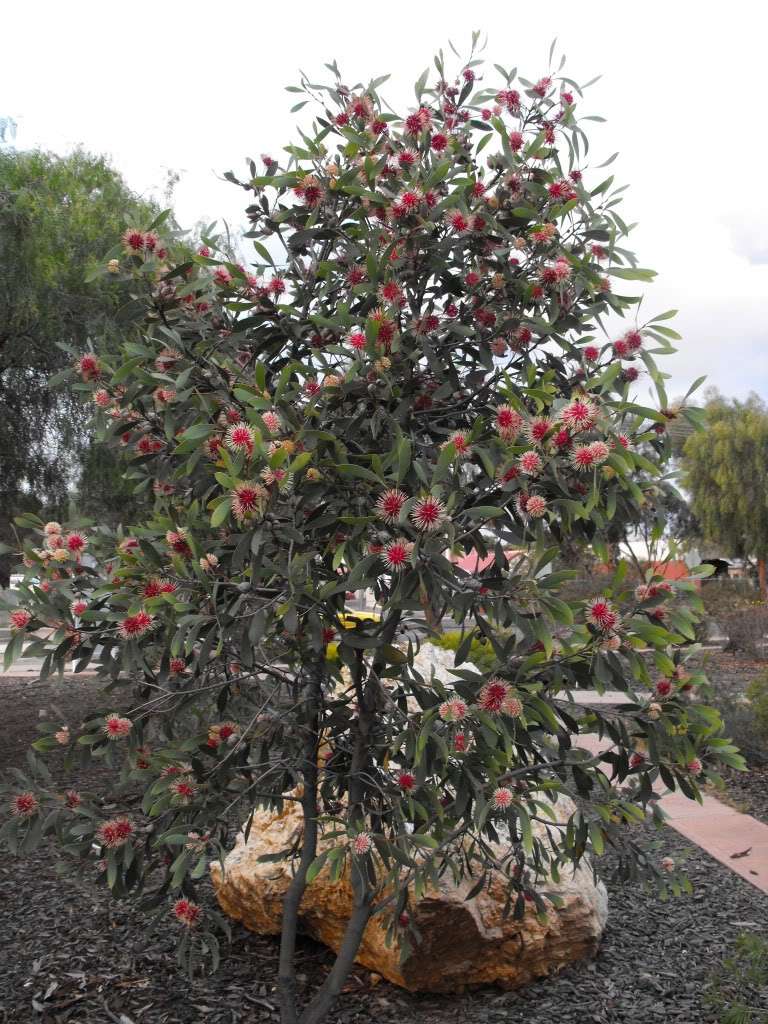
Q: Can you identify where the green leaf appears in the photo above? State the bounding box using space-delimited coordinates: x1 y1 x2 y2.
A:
210 500 231 528
466 506 505 519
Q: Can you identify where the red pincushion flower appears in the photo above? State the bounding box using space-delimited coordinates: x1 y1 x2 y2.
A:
169 657 187 674
382 540 413 572
104 714 132 740
687 757 703 776
629 752 645 768
430 132 449 152
322 627 336 645
478 678 510 714
561 397 598 434
9 609 32 631
122 228 145 252
172 898 202 927
492 787 514 809
352 833 373 855
375 488 407 524
439 698 468 722
346 266 367 286
525 495 547 519
583 345 600 362
454 731 468 753
656 679 673 697
445 209 468 232
397 772 416 792
119 611 153 640
587 599 618 632
231 482 268 523
571 445 597 471
348 329 366 351
225 423 256 456
11 792 38 818
410 495 446 532
97 816 133 849
519 451 543 475
526 417 552 445
496 405 524 439
64 789 81 809
77 353 100 381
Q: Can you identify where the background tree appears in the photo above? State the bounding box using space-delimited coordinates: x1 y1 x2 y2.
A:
682 391 768 599
1 47 742 1024
0 149 159 585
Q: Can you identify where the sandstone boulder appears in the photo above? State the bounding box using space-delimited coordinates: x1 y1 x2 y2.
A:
211 796 608 993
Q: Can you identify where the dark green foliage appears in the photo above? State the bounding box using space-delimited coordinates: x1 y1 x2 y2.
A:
0 148 159 582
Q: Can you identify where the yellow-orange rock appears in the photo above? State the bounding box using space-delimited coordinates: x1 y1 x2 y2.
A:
211 796 608 993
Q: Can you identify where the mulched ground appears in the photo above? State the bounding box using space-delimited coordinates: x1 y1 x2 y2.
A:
1 673 768 1024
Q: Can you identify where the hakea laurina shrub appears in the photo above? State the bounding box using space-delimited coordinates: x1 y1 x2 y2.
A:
0 40 744 1024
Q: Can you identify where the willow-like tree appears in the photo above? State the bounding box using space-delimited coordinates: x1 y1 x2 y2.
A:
682 391 768 599
1 45 742 1024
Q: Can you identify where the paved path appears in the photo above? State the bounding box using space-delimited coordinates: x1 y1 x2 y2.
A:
573 713 768 894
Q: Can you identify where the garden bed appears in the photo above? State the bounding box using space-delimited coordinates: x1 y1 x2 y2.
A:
1 672 768 1023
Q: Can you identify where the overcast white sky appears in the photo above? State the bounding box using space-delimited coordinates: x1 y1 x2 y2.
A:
3 0 767 403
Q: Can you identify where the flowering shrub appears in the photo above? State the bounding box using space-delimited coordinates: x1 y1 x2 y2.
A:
0 43 744 1024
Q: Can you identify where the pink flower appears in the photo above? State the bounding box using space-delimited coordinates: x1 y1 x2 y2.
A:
65 532 87 554
64 790 81 809
9 609 31 631
532 76 552 98
352 833 373 856
93 388 111 408
118 611 154 640
587 599 618 632
231 482 268 523
519 451 543 475
439 698 468 722
495 406 524 440
478 678 511 715
213 266 233 287
225 423 256 456
687 757 703 776
656 678 673 697
11 792 38 818
104 714 132 740
96 817 134 849
504 695 524 718
397 772 416 792
375 489 407 524
410 495 446 532
509 131 524 152
525 495 547 519
262 410 282 434
382 540 414 572
71 600 88 617
588 440 610 464
492 787 514 810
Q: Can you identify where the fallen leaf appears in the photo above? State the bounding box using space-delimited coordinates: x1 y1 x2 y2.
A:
730 847 752 859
